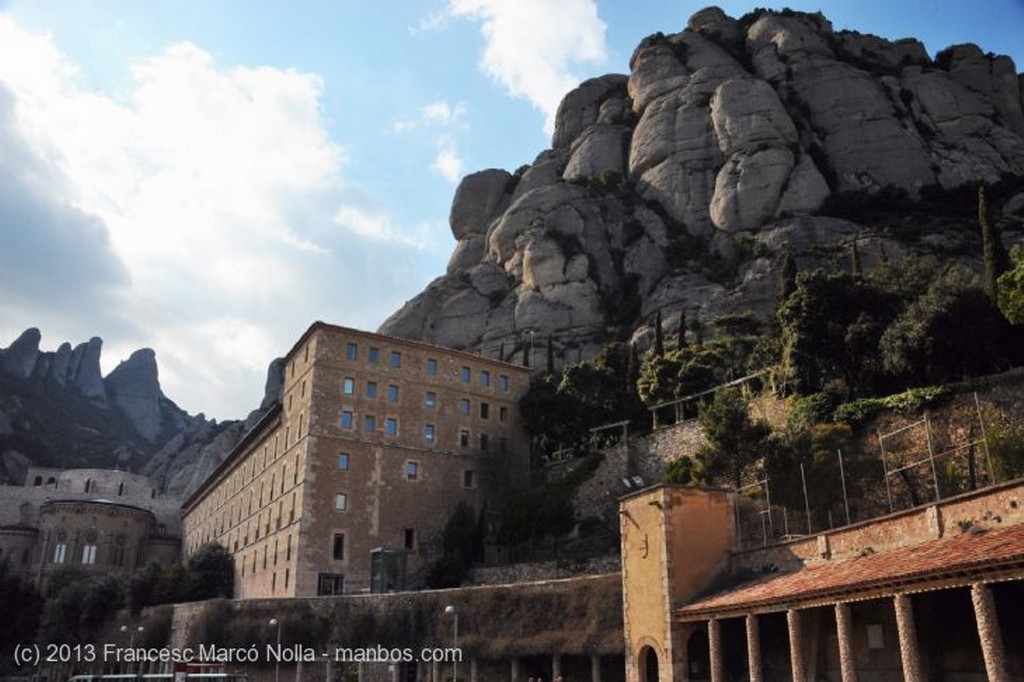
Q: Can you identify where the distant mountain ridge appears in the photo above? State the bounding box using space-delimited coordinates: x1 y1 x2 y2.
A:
0 327 283 498
379 6 1024 361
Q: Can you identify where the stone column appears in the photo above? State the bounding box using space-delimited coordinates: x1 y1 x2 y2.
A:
325 656 335 682
433 660 441 682
552 654 561 680
787 609 805 682
708 619 724 682
746 614 763 682
893 593 923 682
591 655 602 682
470 658 479 682
510 658 520 682
834 602 857 682
971 583 1008 682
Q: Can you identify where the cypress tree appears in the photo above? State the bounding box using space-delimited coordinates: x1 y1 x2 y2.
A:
778 250 797 302
653 310 664 357
980 185 1011 300
851 239 863 278
522 341 529 367
546 335 555 375
677 310 687 349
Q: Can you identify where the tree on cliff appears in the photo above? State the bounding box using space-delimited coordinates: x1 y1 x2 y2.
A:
997 244 1024 324
697 387 769 489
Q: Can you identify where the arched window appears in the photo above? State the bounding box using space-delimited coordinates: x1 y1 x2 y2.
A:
33 476 42 486
84 479 92 493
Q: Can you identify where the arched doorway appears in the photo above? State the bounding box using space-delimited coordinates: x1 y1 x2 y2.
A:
638 646 658 682
687 631 711 681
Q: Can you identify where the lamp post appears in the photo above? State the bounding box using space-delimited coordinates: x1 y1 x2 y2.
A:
269 618 282 682
444 605 458 682
120 625 144 674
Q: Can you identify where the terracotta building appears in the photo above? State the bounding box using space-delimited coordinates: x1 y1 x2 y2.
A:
620 480 1024 681
181 322 532 598
0 467 181 592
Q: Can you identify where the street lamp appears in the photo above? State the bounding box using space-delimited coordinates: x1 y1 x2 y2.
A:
269 618 282 682
444 605 458 682
120 626 144 673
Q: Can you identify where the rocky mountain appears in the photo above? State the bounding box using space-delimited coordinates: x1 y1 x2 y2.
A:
0 328 283 497
380 7 1024 362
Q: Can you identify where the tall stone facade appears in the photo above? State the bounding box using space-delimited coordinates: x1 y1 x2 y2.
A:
181 322 532 598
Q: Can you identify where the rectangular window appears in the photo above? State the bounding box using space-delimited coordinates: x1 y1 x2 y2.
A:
460 429 470 447
332 533 346 561
343 377 355 395
337 453 350 470
340 411 353 429
385 417 398 437
390 350 401 368
480 370 490 387
82 544 97 564
427 358 437 376
405 461 419 481
499 374 509 392
425 391 436 408
346 342 357 360
335 493 347 511
461 366 471 383
364 415 376 432
480 402 490 419
463 470 475 489
459 399 470 415
480 433 489 451
404 528 416 551
425 424 436 444
387 385 399 403
369 346 380 364
366 381 378 399
500 437 509 454
499 406 508 423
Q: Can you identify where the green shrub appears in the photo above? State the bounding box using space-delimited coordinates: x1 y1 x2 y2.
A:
988 423 1024 481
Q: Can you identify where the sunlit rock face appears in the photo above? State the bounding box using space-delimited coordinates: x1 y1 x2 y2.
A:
380 6 1024 362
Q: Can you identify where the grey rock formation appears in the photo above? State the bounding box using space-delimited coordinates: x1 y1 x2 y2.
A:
381 6 1024 365
67 337 107 401
104 348 165 442
260 357 286 410
1 328 41 379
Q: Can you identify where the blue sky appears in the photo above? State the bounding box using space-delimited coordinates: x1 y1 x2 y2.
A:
1 0 1022 421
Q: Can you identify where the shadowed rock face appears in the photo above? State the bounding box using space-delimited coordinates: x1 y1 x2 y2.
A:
0 327 285 498
380 6 1024 362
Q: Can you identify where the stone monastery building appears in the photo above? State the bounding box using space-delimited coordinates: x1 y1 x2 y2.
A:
181 322 532 598
0 467 181 592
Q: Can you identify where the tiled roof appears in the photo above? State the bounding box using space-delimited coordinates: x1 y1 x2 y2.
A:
678 522 1024 620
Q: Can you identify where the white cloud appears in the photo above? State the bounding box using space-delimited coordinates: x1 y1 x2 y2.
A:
431 135 464 183
393 99 466 132
0 16 433 419
448 0 607 134
333 205 427 248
